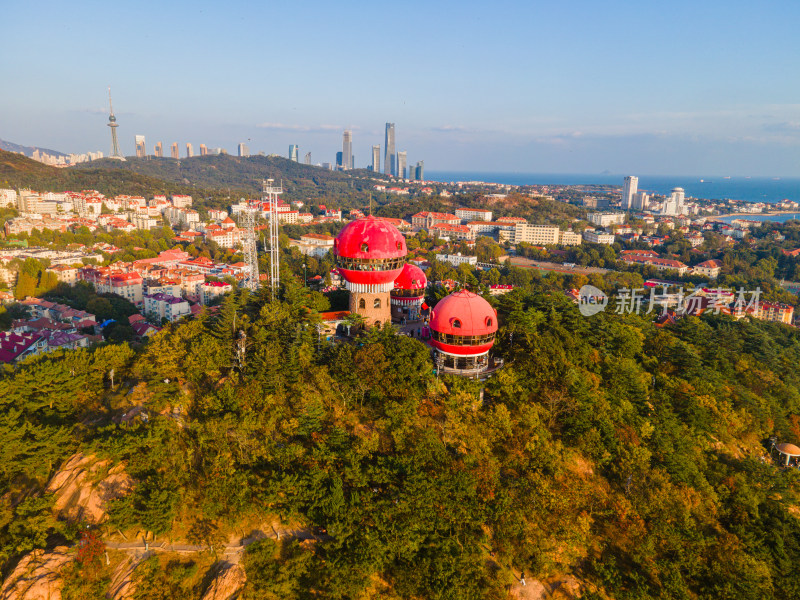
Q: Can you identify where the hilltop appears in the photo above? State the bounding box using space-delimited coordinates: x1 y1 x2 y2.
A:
0 149 222 199
0 138 67 158
73 154 395 203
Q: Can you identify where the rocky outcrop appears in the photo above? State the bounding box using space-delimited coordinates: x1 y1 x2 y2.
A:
106 555 144 600
46 453 133 524
201 563 246 600
0 547 71 600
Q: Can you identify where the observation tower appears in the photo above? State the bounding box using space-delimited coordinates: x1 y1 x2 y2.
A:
107 88 124 160
390 263 427 322
333 216 407 326
429 290 498 377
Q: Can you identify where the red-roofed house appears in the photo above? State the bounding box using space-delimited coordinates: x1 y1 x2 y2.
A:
693 259 723 279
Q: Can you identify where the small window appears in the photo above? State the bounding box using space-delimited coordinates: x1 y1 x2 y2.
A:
396 241 402 251
361 243 369 252
486 317 493 327
373 298 381 309
452 318 462 328
359 298 366 309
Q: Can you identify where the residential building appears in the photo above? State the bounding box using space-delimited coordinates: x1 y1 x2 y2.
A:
171 194 193 207
621 255 689 275
428 223 473 241
693 259 722 279
342 130 353 170
435 253 478 267
397 151 407 179
583 196 611 210
559 230 582 246
662 187 687 216
466 221 497 236
238 143 249 157
384 123 396 176
588 213 626 227
371 145 380 172
186 143 194 158
171 143 179 159
46 265 80 286
582 230 616 244
144 293 191 323
513 223 560 245
0 331 47 364
456 208 493 222
201 281 232 305
135 135 145 158
748 301 794 324
622 176 638 209
412 212 460 229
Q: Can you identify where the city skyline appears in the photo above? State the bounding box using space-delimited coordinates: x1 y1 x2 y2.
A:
1 1 799 176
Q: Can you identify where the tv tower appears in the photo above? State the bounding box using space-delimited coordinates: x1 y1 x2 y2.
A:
107 88 124 160
238 207 260 292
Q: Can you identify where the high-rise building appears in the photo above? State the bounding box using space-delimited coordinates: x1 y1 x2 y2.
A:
135 135 146 158
662 187 686 216
107 88 123 160
171 143 179 159
415 161 424 181
384 123 396 176
289 145 299 162
397 151 407 180
304 152 311 165
342 130 353 170
371 145 380 172
633 191 649 211
622 176 638 210
154 142 163 158
238 143 249 157
335 151 343 170
186 143 194 158
200 144 208 156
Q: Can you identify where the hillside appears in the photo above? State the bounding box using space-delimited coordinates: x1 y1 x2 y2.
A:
73 154 395 203
0 149 224 199
3 281 800 599
0 138 67 158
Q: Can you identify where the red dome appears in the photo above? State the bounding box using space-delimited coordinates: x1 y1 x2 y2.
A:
334 216 407 260
392 263 427 295
334 216 408 289
429 290 497 356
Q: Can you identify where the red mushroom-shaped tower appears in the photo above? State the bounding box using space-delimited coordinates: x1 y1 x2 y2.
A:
390 263 427 322
429 290 498 376
334 216 408 325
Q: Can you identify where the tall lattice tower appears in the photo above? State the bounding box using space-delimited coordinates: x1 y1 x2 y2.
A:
262 178 283 299
107 88 124 160
238 207 260 292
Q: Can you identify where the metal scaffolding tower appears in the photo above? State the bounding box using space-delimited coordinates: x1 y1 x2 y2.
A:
238 207 260 292
262 178 283 299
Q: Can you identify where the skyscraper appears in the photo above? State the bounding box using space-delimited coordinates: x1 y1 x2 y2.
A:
304 152 311 165
384 123 396 176
154 142 163 158
371 145 380 172
200 144 208 156
238 143 249 157
342 130 353 170
397 151 407 180
415 161 424 181
336 151 343 170
633 191 649 211
289 145 299 162
186 143 194 158
622 176 638 210
135 135 146 158
171 143 179 159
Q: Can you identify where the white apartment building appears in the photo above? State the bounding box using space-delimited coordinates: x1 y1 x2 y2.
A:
588 213 626 227
583 230 616 244
435 253 478 267
559 230 582 246
455 208 493 222
513 223 560 245
0 189 18 207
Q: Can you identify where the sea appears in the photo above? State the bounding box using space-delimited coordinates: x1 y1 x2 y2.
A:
426 171 800 205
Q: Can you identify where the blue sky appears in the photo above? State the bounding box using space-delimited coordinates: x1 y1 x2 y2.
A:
2 0 799 176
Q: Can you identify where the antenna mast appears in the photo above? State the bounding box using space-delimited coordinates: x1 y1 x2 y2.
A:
262 178 283 300
238 206 260 292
